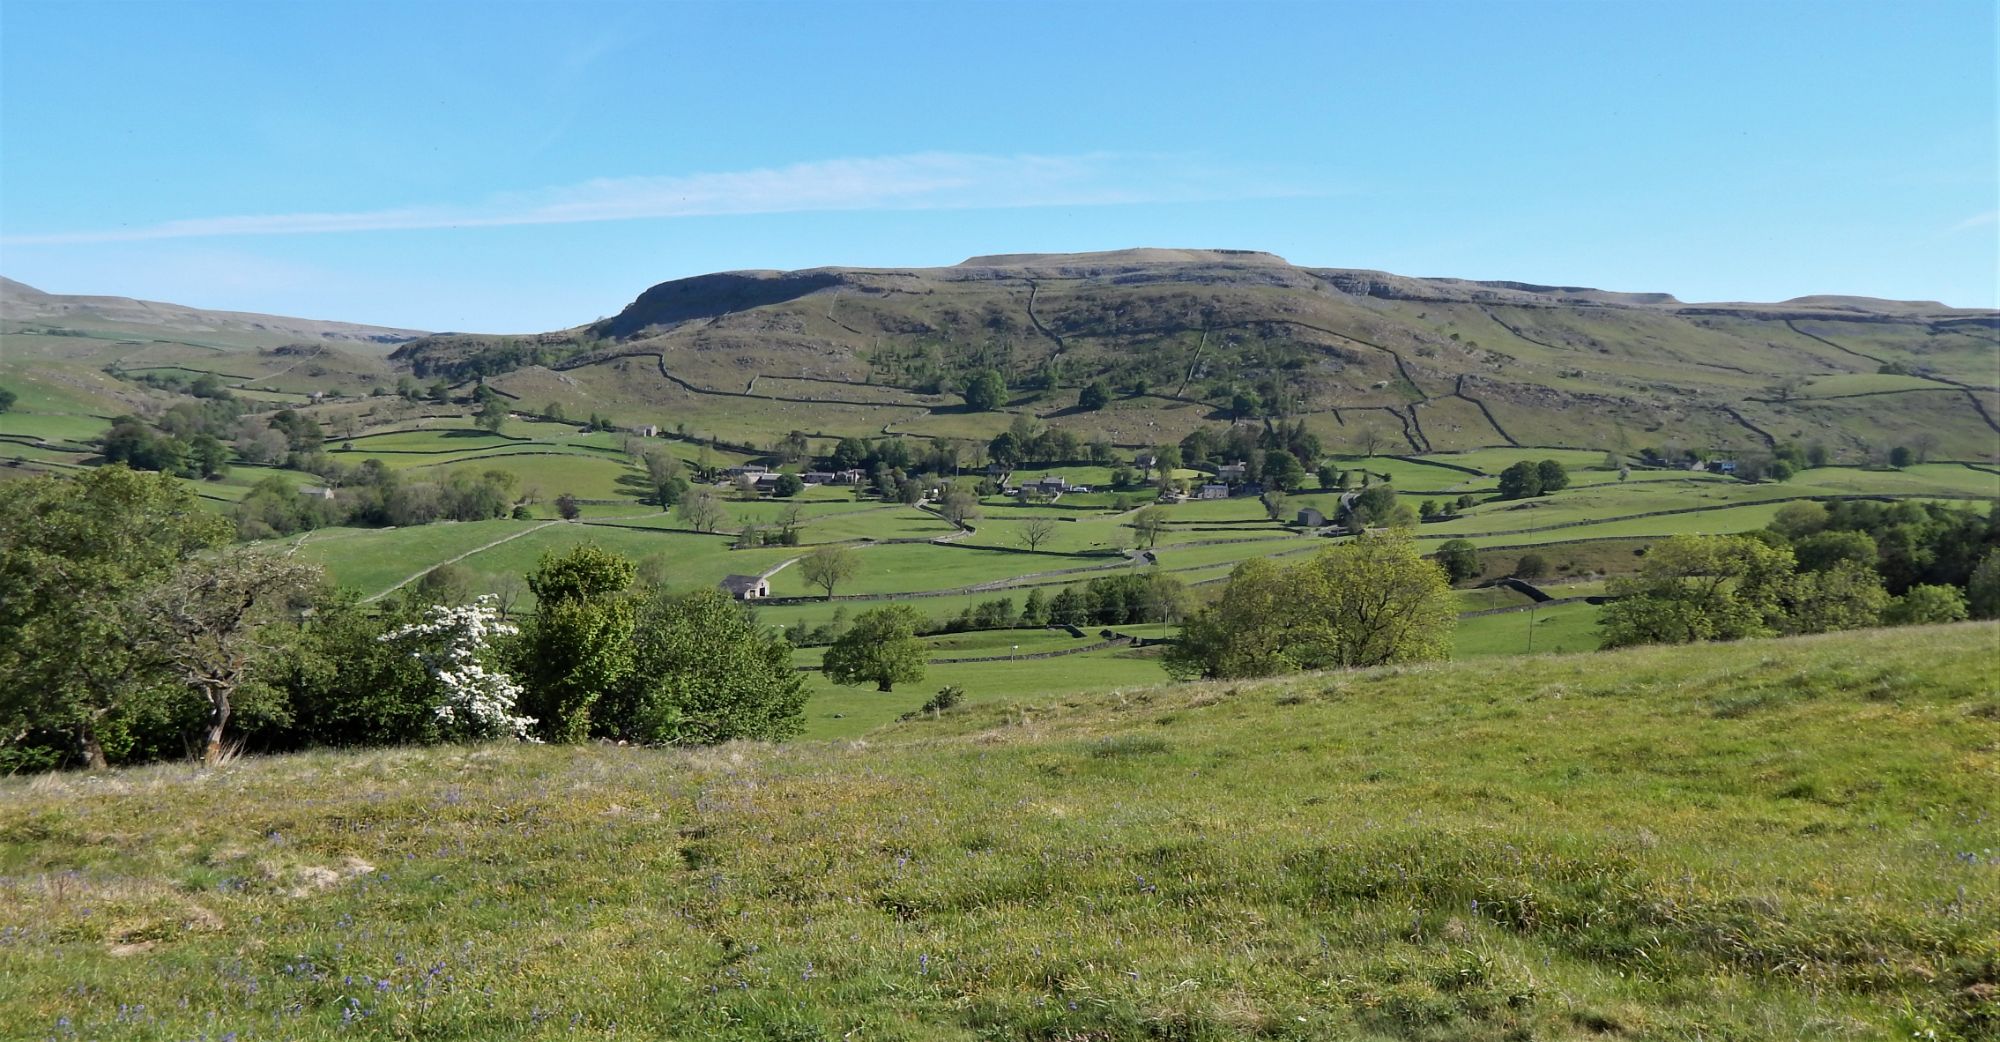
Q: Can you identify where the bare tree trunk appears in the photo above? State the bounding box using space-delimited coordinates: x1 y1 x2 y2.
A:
202 685 231 767
80 722 108 771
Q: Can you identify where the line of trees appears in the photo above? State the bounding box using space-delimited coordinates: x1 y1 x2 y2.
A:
1496 460 1570 500
0 467 810 772
233 464 527 538
1164 532 1455 679
1600 499 2000 647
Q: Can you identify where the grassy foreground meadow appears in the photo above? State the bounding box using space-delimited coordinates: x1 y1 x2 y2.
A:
3 624 1996 1041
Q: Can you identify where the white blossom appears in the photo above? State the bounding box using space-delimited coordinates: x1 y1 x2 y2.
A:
380 596 536 741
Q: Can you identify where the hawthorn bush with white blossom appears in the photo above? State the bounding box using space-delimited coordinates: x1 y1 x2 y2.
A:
1 467 819 767
381 596 536 741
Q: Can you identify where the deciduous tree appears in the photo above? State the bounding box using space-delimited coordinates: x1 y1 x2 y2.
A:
0 467 232 769
1497 461 1543 500
939 489 980 527
474 396 508 433
822 606 926 692
516 544 636 742
1164 532 1453 679
801 544 859 600
138 551 322 765
1018 517 1058 552
964 369 1007 411
607 588 808 744
1883 584 1968 626
1600 535 1794 647
675 486 725 532
1434 539 1481 583
1131 507 1167 548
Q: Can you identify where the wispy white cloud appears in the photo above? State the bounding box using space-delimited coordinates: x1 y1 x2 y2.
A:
1947 209 1998 234
3 152 1306 246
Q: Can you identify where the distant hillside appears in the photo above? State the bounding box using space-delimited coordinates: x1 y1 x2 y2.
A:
395 249 1999 463
0 278 426 414
0 277 426 351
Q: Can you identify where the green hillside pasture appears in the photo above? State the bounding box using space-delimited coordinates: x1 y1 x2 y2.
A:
570 502 664 522
878 407 1031 442
900 626 1098 657
1005 464 1121 487
1788 463 2000 498
176 465 311 504
587 497 868 533
958 515 1139 554
1452 600 1603 658
1143 495 1268 521
472 524 797 599
1743 390 1999 462
749 376 939 406
1040 393 1225 445
0 440 92 467
1431 304 1782 392
1453 586 1536 612
1152 488 1345 525
801 641 1171 738
596 500 948 540
882 395 1216 447
791 627 1093 670
112 362 258 383
1150 519 1302 548
722 498 889 525
765 541 1127 598
404 453 645 503
1424 477 1830 539
494 359 930 447
1421 500 1789 547
5 626 1993 1038
0 330 224 375
1427 446 1615 476
1563 467 1733 489
224 354 393 398
1415 305 1635 397
1457 537 1652 582
499 417 603 440
1481 393 1751 455
1786 318 1999 386
1483 306 1801 388
1798 372 1959 397
0 357 133 428
1140 536 1320 577
1311 408 1418 456
3 313 348 354
756 584 1103 636
282 520 536 597
0 409 114 444
1309 453 1471 489
1408 394 1510 451
341 427 529 453
803 506 957 543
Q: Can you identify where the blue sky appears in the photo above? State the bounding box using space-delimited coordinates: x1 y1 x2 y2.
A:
2 0 1994 331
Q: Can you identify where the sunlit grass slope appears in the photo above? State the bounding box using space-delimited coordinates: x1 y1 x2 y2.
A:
2 624 1995 1040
